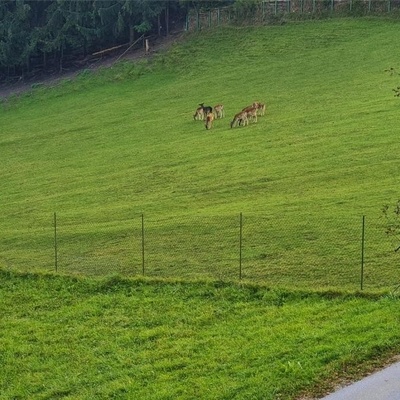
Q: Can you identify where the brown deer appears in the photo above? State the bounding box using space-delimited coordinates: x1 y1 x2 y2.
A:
253 102 266 116
205 112 214 130
214 104 225 119
246 107 258 123
242 105 258 123
230 111 248 128
199 103 213 115
193 107 205 120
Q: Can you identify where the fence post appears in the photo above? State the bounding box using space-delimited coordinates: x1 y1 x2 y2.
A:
54 212 58 272
239 212 243 280
141 213 145 276
360 215 365 290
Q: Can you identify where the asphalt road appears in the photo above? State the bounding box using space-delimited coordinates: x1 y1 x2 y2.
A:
320 362 400 400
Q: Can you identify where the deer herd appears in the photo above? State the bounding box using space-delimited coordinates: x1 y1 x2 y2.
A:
193 102 266 130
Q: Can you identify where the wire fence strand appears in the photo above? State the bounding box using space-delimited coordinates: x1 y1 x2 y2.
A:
1 212 398 291
185 1 400 32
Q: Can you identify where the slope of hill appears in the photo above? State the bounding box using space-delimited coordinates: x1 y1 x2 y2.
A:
1 17 400 288
1 17 400 399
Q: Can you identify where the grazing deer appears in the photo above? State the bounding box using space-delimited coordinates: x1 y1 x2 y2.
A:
205 112 214 130
199 103 213 115
193 107 205 120
214 104 225 119
230 111 248 128
253 102 266 116
246 106 258 123
241 105 258 123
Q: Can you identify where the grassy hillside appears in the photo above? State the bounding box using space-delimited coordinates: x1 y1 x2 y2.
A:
1 18 400 399
1 270 399 400
1 17 400 288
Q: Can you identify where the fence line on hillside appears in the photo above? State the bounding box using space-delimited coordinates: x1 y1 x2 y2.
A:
1 212 398 291
185 1 400 31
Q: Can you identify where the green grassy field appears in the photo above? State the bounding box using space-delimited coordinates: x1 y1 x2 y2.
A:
1 16 400 399
1 270 399 400
2 17 400 288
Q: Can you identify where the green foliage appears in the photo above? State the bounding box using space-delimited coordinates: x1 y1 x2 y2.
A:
0 0 32 69
0 0 182 79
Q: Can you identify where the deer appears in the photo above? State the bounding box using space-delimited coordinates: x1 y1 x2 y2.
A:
213 104 225 119
193 107 205 120
199 103 213 115
205 112 214 130
247 107 258 123
242 105 258 123
253 102 266 116
230 111 248 128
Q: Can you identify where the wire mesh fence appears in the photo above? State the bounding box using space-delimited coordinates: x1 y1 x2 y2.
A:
185 0 400 31
1 212 398 291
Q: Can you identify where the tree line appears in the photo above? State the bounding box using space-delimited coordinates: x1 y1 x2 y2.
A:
0 0 235 82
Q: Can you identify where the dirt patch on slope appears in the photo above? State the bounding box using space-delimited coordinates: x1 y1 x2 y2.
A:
0 31 184 101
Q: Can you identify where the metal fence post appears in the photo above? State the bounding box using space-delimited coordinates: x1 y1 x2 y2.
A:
360 215 365 290
54 212 58 272
141 213 145 276
239 212 243 280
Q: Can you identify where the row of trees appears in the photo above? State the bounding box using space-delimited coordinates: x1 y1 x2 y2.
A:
0 0 234 82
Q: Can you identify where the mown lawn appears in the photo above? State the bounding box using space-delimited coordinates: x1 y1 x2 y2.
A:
0 270 399 399
1 18 400 288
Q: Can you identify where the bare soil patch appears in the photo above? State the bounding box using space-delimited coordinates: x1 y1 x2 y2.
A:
0 31 184 101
